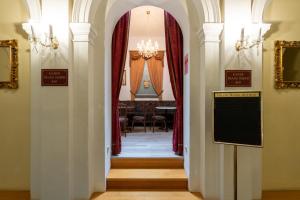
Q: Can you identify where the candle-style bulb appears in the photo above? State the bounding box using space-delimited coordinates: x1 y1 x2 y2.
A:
49 25 53 38
241 28 245 41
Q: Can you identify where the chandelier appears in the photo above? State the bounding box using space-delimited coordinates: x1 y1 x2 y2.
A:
137 10 159 59
137 39 159 59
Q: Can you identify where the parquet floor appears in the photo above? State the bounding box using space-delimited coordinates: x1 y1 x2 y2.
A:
91 192 203 200
1 190 300 200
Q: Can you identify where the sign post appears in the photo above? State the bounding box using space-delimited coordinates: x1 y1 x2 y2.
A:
213 91 262 200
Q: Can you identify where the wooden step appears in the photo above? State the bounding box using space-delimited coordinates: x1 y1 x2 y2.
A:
91 191 203 200
111 157 184 169
107 169 188 190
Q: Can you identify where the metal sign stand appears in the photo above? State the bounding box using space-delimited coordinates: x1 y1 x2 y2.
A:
234 145 238 200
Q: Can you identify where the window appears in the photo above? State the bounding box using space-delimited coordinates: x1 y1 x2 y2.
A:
135 62 157 98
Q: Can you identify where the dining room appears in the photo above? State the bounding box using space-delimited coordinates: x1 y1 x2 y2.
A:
114 5 183 158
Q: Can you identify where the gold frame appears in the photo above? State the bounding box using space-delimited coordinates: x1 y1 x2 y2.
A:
274 40 300 89
0 39 18 89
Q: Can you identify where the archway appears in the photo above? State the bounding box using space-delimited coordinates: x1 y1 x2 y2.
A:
112 6 183 158
70 0 222 198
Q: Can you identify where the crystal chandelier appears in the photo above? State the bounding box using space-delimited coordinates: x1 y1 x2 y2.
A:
137 39 159 59
137 10 159 59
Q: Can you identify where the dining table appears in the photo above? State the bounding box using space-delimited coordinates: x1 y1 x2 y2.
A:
155 106 176 132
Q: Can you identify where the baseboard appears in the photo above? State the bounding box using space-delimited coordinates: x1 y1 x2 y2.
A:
262 190 300 200
0 191 30 200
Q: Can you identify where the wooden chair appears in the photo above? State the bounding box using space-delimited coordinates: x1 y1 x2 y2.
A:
119 103 128 137
131 102 147 132
151 104 167 132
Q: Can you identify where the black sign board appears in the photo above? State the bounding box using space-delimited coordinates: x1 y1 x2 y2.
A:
213 91 262 147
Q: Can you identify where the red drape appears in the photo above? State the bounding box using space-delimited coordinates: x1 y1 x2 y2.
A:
164 11 184 155
112 12 131 155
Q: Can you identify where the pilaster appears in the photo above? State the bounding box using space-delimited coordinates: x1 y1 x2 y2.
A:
70 23 97 44
193 22 224 199
198 23 224 44
22 0 71 199
70 22 103 199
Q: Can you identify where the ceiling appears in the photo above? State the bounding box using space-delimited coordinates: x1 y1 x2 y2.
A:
129 6 165 37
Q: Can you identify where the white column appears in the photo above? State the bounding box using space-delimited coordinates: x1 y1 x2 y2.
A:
220 1 270 200
193 23 223 199
22 23 43 200
70 22 106 199
23 0 71 199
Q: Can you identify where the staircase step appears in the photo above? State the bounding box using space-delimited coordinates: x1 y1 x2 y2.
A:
111 157 184 169
107 169 188 190
91 191 203 200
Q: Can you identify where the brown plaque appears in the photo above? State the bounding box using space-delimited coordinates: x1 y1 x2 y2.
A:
41 69 68 86
225 70 251 87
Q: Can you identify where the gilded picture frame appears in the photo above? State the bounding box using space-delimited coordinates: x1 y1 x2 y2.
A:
0 39 18 89
274 40 300 89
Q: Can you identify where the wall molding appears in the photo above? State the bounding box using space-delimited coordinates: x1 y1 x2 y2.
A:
70 23 98 45
198 23 224 44
252 0 272 23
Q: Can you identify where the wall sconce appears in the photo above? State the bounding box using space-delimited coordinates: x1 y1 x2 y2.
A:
235 24 271 52
24 21 59 50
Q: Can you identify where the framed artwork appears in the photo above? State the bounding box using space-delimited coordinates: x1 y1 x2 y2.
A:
274 40 300 88
0 39 18 89
122 69 126 85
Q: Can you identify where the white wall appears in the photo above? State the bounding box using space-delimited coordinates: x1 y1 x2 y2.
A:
120 36 174 101
119 6 174 101
0 0 30 191
220 0 266 199
263 0 300 190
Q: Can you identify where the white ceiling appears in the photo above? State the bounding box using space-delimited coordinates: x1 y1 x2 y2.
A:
129 6 165 37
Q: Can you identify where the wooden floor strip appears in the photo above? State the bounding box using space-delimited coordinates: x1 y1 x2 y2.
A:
108 169 187 179
262 190 300 200
1 189 299 200
0 191 30 200
91 191 203 200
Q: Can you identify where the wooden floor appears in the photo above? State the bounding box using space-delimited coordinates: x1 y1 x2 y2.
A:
1 190 300 200
0 191 30 200
262 190 300 200
108 169 187 179
91 192 203 200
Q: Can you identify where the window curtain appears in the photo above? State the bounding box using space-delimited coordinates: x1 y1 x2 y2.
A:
130 51 145 100
111 12 131 155
164 11 184 155
147 51 164 100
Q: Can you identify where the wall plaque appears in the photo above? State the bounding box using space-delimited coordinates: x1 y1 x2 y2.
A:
41 69 68 86
225 70 251 87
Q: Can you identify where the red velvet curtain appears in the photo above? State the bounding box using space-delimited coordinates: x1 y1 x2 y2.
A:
164 11 184 155
112 12 131 155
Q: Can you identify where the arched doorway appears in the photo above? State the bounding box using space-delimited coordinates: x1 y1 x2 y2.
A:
70 0 223 198
111 6 184 158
